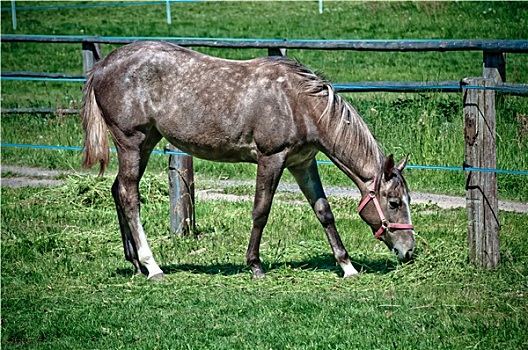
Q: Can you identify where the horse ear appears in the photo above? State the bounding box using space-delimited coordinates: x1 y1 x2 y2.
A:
396 153 410 173
383 154 395 180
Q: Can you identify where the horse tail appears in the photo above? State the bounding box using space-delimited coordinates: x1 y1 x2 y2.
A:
81 70 110 176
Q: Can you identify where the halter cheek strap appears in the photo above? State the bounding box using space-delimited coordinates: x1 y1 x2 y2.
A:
357 176 414 240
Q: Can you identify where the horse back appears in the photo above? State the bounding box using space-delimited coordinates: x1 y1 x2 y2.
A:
89 41 323 164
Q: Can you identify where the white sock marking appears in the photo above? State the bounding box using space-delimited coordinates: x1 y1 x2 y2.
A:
340 261 359 278
136 218 163 279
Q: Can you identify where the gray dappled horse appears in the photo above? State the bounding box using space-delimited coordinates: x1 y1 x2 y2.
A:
82 41 415 280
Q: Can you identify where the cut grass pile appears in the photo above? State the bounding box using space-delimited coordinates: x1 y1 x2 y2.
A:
2 174 527 349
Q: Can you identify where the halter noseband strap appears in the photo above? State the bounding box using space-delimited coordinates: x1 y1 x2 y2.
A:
357 175 414 240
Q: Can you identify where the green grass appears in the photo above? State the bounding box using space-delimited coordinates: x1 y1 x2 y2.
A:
1 4 528 346
2 175 527 349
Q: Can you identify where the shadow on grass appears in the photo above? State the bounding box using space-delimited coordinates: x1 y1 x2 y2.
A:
116 254 398 278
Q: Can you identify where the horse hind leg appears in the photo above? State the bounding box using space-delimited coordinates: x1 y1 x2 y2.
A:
288 159 359 278
247 154 285 279
112 185 142 274
112 128 164 280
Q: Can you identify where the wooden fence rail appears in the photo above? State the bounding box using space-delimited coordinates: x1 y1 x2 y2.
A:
2 35 528 52
2 34 528 268
3 35 528 98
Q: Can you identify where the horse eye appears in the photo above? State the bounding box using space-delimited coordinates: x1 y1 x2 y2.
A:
389 198 400 209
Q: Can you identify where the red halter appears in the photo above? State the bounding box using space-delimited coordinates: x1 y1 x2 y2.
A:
357 176 414 240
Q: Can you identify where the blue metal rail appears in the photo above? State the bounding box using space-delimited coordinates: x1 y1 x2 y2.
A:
1 143 527 176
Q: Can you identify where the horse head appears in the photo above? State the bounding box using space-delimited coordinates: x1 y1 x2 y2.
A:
358 154 415 263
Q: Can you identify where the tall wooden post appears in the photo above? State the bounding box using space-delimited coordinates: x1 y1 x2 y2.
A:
483 51 506 83
268 47 287 57
82 41 102 74
168 144 195 235
463 78 500 269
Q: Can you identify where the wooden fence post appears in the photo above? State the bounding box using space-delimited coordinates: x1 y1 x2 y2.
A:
463 77 500 269
268 47 287 57
168 144 195 235
82 42 102 74
483 51 506 83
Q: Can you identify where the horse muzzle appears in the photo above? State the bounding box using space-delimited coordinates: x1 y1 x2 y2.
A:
392 237 415 263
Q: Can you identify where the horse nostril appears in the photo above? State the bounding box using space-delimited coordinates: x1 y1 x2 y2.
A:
393 248 413 263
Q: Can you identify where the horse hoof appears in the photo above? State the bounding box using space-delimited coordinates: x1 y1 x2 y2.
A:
148 272 165 281
252 272 266 280
343 272 360 279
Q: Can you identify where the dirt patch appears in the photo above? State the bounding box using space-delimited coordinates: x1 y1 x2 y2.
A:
1 165 527 213
1 166 73 188
1 176 65 188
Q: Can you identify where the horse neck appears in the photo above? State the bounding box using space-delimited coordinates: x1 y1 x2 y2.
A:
316 94 384 194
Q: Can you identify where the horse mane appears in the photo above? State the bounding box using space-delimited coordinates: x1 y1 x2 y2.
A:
325 91 384 163
262 56 383 165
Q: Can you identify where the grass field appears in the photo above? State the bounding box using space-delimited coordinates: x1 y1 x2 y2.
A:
2 174 527 349
1 1 528 349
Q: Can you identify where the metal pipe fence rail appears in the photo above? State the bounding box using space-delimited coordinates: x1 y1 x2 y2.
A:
2 34 528 269
3 80 528 114
2 72 528 96
2 142 527 176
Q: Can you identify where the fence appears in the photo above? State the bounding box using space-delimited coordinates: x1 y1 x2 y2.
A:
2 1 203 29
2 35 528 92
3 1 326 29
2 35 528 269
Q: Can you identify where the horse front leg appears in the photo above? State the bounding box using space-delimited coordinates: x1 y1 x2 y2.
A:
247 154 285 279
288 159 359 278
